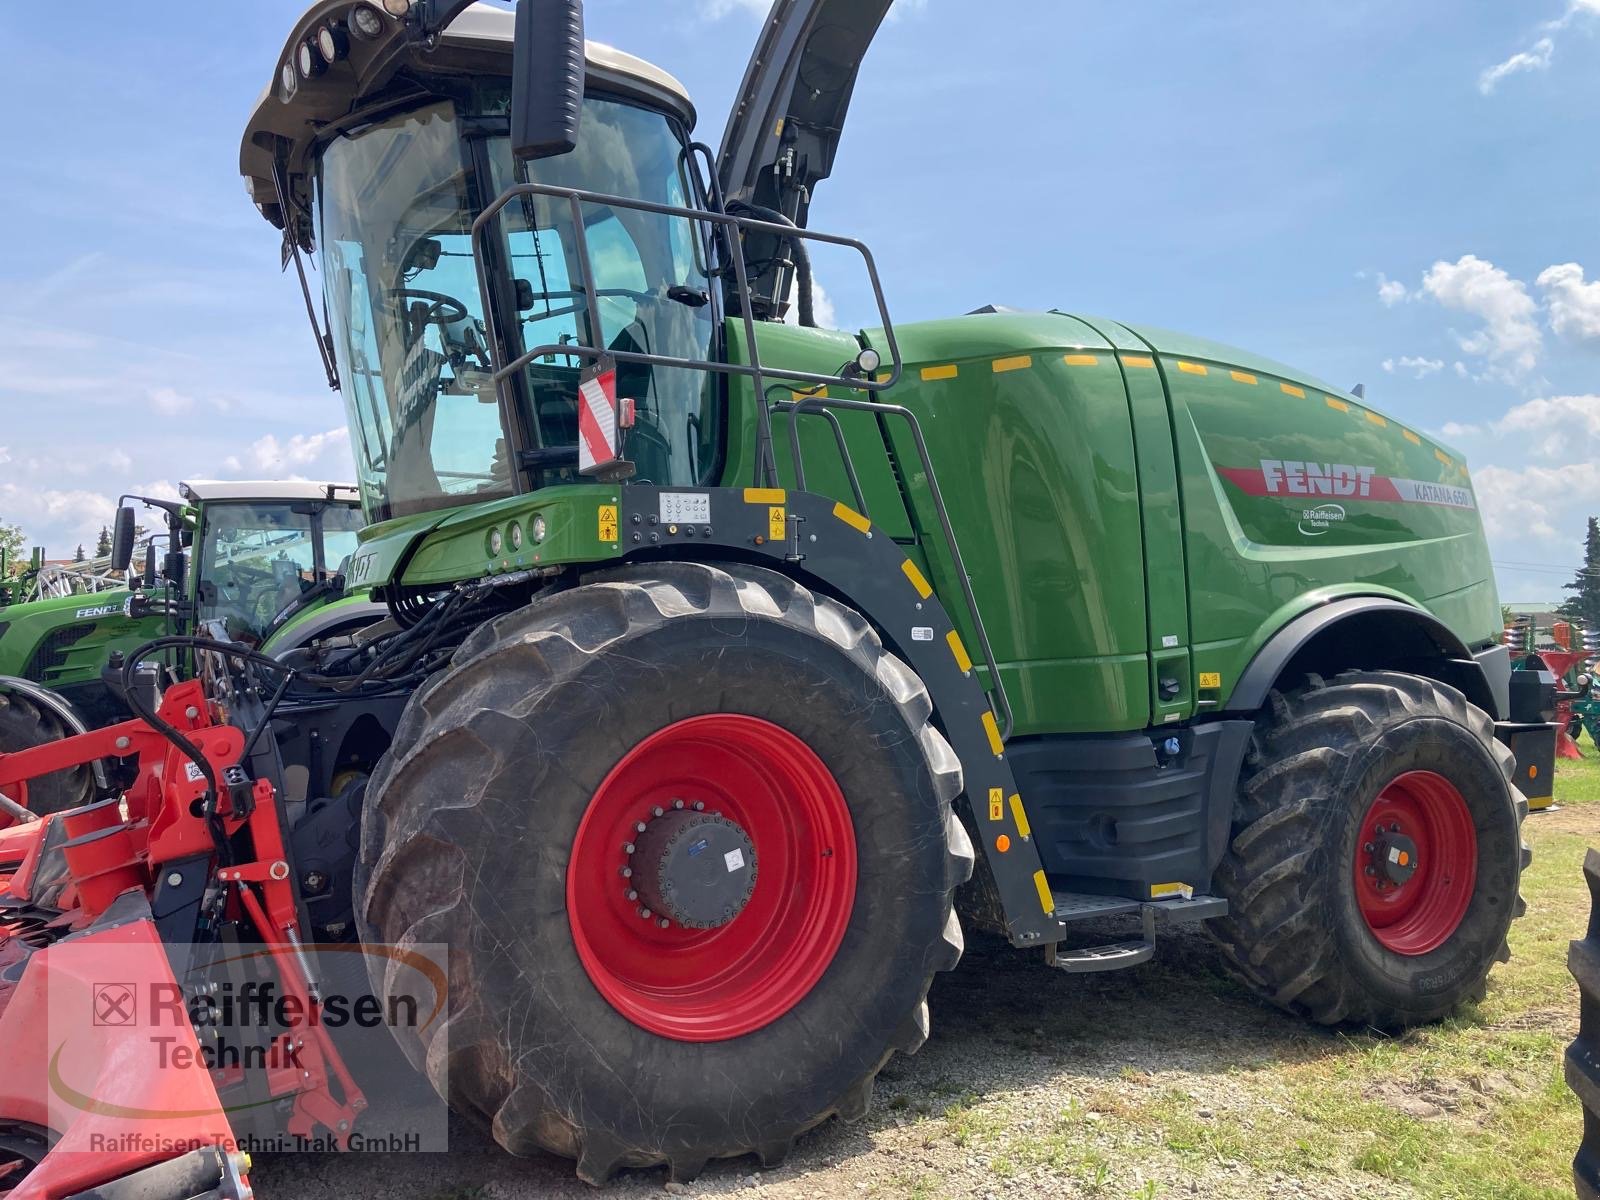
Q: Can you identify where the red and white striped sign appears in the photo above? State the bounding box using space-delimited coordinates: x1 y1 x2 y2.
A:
578 366 619 475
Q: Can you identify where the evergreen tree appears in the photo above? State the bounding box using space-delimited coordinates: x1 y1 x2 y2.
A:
1558 516 1600 627
74 544 87 563
96 525 112 557
0 521 26 575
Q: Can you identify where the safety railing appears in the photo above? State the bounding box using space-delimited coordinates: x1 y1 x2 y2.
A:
468 180 1014 740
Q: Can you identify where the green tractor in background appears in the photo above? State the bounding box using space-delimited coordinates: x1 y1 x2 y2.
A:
0 480 380 814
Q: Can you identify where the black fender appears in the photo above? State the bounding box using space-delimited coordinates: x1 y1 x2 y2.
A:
1224 596 1501 719
0 674 109 790
265 601 389 659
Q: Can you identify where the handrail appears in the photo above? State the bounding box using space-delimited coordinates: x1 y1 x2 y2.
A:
467 178 1012 741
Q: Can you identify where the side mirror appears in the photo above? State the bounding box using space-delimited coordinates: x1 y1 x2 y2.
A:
511 0 585 161
110 506 136 572
143 542 159 591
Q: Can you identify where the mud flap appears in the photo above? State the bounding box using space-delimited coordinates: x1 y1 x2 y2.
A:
1498 721 1557 811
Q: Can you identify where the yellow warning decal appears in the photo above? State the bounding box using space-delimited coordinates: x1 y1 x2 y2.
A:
920 364 959 382
988 787 1004 822
992 355 1032 374
832 502 871 534
1230 370 1258 385
1325 397 1349 412
901 559 933 600
946 630 973 674
1123 356 1156 369
1435 449 1453 467
1033 869 1054 914
1064 354 1100 367
1402 429 1422 446
1008 794 1031 839
981 710 1004 757
1364 411 1387 428
768 507 786 541
744 487 785 505
598 505 619 543
1177 361 1208 376
1526 794 1556 811
1280 383 1306 399
1151 881 1194 900
1198 672 1222 690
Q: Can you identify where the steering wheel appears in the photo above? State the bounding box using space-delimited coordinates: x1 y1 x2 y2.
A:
389 288 470 325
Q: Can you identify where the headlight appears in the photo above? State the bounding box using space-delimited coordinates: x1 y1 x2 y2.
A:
508 521 524 552
531 515 548 544
279 61 299 102
348 3 386 39
297 40 326 80
317 24 349 64
382 0 412 16
487 528 503 557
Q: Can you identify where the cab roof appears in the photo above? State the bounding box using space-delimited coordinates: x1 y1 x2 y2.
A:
240 1 693 243
180 481 360 505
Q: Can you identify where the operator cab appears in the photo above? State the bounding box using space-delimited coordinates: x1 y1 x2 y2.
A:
180 481 365 645
242 3 720 521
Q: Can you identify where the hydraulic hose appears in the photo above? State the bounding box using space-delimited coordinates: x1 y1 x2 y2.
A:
729 200 815 328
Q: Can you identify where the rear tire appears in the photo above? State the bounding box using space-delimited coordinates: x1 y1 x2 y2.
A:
356 562 972 1182
1208 670 1529 1028
0 691 94 817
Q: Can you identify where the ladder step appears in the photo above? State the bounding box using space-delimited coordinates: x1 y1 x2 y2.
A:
1051 892 1142 921
1046 939 1154 973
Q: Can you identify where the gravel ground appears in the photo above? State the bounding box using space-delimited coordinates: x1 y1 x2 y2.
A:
254 806 1591 1200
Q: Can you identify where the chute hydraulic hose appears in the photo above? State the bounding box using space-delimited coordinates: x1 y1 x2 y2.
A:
729 200 815 328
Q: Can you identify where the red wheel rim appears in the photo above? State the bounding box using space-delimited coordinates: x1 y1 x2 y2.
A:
1352 770 1477 955
567 714 856 1042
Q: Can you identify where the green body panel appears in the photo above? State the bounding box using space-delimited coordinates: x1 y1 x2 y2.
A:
259 592 385 654
353 311 1500 739
348 484 628 593
0 589 158 690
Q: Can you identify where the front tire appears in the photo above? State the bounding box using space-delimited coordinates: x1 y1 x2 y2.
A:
356 562 972 1182
0 690 94 817
1209 671 1529 1028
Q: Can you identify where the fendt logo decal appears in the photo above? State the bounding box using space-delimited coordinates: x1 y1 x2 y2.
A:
1217 459 1476 512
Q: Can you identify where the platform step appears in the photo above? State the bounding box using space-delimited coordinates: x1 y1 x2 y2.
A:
1045 939 1154 973
1051 892 1142 921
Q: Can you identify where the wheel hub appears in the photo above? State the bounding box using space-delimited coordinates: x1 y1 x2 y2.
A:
1367 825 1420 888
631 808 758 929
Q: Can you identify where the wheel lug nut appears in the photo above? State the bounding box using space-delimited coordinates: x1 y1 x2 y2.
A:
673 799 685 810
652 806 664 818
623 842 636 854
1365 866 1376 876
638 907 652 919
620 867 633 878
693 801 705 811
1389 822 1400 833
626 889 638 901
658 918 670 929
1364 843 1376 853
636 821 648 833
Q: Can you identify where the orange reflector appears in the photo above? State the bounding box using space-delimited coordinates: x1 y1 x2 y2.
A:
996 835 1011 853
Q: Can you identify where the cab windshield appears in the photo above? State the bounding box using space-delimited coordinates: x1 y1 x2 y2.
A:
317 92 720 521
196 502 365 645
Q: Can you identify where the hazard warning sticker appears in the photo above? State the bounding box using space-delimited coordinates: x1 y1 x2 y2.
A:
598 505 619 542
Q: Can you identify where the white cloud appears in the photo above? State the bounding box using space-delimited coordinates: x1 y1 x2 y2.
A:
0 483 118 555
1538 262 1600 342
1479 37 1555 94
245 428 351 475
147 386 195 416
1382 356 1444 378
1440 421 1482 438
784 277 838 330
1420 255 1542 375
1376 273 1410 307
1475 462 1600 541
1492 393 1600 457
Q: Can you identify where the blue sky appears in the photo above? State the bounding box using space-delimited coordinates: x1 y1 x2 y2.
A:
1 0 1597 602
